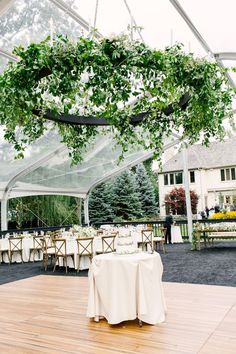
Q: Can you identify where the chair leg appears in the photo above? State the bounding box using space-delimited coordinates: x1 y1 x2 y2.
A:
65 256 68 273
44 255 48 271
21 251 24 263
162 241 165 253
77 256 80 272
53 256 58 272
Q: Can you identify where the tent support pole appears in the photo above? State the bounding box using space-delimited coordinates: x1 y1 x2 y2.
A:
182 147 193 242
1 197 8 231
84 196 90 226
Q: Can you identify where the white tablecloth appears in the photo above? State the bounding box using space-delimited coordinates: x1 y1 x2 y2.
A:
87 252 166 325
0 237 42 263
171 226 183 243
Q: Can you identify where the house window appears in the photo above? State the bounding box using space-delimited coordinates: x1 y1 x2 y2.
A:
164 174 168 185
175 172 183 184
190 171 195 183
226 168 230 180
231 168 236 180
170 173 174 185
221 167 236 181
221 169 225 181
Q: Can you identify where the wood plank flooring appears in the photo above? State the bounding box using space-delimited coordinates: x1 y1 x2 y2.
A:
0 275 235 353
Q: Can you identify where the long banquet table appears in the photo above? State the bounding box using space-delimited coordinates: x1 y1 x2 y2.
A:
87 251 166 325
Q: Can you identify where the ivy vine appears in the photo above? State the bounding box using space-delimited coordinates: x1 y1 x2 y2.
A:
0 34 234 164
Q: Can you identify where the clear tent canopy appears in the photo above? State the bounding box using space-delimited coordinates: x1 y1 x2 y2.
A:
0 0 236 230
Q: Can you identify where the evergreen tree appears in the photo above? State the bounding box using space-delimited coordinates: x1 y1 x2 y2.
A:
88 183 113 224
143 158 159 207
135 163 158 216
112 170 142 221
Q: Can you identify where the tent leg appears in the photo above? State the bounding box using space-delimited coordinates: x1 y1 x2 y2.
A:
84 196 90 226
182 148 193 242
1 197 8 231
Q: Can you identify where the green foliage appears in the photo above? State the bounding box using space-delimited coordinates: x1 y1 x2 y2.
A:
143 158 159 205
0 35 234 164
135 163 158 216
164 187 199 215
8 195 80 228
89 183 114 224
112 170 142 221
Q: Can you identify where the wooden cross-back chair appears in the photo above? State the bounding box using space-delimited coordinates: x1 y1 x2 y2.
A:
97 235 116 254
152 228 166 253
138 230 154 253
41 236 55 271
9 237 24 263
29 235 43 262
76 237 94 272
53 238 75 273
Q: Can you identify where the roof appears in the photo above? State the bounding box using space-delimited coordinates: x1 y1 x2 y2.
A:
160 138 236 173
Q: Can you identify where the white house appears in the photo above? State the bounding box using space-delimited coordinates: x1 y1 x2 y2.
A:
158 138 236 216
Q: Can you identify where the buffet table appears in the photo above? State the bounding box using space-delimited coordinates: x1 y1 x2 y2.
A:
87 252 166 325
193 229 236 250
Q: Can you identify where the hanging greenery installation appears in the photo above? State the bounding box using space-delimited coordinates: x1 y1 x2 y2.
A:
0 34 234 164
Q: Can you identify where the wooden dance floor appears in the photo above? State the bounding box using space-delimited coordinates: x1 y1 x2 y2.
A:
0 275 235 353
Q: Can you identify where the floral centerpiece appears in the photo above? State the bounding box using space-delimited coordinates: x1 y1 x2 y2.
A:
71 225 96 238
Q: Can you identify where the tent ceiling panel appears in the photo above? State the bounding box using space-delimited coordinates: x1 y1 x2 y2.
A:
0 0 83 52
0 54 9 73
16 133 155 195
0 127 61 183
0 0 236 202
178 0 236 54
72 0 206 55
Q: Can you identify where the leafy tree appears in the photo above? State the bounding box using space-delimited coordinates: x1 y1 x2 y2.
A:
135 163 158 216
89 183 114 224
8 195 80 229
112 170 142 221
164 187 199 215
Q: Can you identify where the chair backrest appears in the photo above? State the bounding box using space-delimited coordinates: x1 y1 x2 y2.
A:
33 235 43 249
54 238 67 256
146 224 153 231
141 230 153 251
9 237 23 252
101 235 116 253
51 230 62 238
76 237 93 256
41 235 53 253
